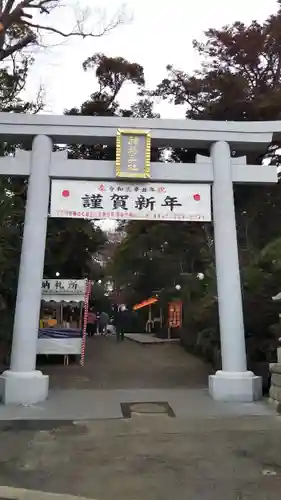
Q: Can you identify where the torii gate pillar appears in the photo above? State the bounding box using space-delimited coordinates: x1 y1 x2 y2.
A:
209 141 261 401
0 135 51 404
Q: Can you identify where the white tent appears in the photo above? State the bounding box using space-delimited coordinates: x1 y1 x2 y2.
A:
37 279 88 356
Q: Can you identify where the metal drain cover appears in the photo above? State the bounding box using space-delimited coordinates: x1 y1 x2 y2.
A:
121 401 175 418
130 403 167 414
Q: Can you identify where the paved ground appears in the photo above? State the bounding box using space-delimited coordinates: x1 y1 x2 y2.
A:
41 336 212 390
0 415 281 500
0 487 93 500
0 337 280 499
0 337 272 419
0 388 273 420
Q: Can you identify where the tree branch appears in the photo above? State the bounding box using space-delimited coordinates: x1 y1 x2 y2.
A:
23 17 121 39
0 1 127 62
0 33 35 60
27 2 51 13
25 0 58 14
2 0 16 17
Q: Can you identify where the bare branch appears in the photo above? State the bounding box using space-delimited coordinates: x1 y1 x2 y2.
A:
0 1 128 62
31 82 45 113
24 0 58 14
23 17 120 39
27 0 55 14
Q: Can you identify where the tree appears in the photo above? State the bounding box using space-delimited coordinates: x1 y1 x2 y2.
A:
65 52 162 173
109 221 212 306
0 50 119 352
146 4 281 122
43 53 148 281
0 48 40 350
0 51 152 346
64 52 166 309
0 1 127 62
110 3 281 360
0 25 43 113
0 43 108 285
143 2 281 254
65 52 148 162
68 52 145 119
43 53 151 280
44 219 106 279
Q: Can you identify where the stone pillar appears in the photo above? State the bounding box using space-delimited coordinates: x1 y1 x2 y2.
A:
269 363 281 410
208 141 262 401
0 135 51 404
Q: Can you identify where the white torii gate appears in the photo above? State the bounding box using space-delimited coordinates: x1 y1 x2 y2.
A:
0 113 278 405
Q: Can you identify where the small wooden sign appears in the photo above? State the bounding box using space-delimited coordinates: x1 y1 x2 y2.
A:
168 300 182 328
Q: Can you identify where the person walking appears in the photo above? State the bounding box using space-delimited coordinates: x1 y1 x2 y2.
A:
115 304 127 342
99 311 109 335
87 308 97 337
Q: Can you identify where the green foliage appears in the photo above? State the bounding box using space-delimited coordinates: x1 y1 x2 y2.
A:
0 48 42 348
0 48 158 353
44 219 106 280
260 238 281 270
109 220 213 311
90 283 111 314
83 53 145 92
146 11 281 123
0 179 23 338
109 3 281 369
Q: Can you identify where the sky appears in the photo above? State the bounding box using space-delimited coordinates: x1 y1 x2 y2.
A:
24 0 278 118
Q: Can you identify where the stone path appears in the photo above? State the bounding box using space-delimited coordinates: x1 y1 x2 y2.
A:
0 337 272 420
125 333 180 344
41 336 211 390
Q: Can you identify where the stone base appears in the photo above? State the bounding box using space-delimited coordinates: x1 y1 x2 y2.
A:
270 362 281 375
271 372 281 387
209 370 262 402
0 370 49 405
269 385 281 402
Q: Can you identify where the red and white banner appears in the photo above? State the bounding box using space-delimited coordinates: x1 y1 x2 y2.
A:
50 180 212 222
